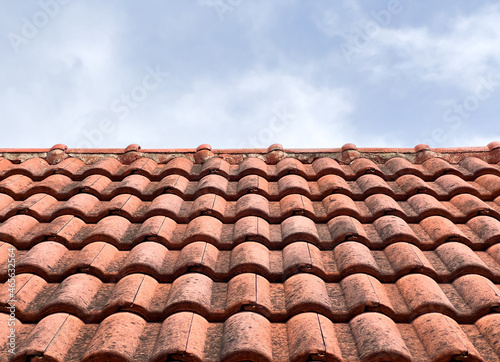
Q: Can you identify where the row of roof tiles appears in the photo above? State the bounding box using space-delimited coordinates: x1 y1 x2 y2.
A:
2 311 500 361
1 213 499 250
2 241 500 283
2 191 500 223
2 173 500 202
4 141 500 165
1 155 500 182
3 271 499 324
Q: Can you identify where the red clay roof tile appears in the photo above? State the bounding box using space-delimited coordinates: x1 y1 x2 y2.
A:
1 145 500 361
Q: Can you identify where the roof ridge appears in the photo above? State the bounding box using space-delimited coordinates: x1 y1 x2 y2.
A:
1 142 499 165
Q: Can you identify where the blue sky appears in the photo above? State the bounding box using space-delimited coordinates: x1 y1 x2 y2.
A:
1 0 499 149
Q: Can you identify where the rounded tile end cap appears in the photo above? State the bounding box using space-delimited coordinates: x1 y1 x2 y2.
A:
341 143 357 152
196 144 212 152
487 141 500 151
50 144 68 151
267 144 283 152
125 144 141 153
415 144 431 152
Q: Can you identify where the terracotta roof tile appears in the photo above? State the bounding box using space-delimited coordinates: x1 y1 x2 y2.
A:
350 312 411 362
1 145 500 361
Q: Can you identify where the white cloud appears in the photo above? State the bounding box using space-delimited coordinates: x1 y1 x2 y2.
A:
357 4 500 88
1 1 498 149
127 70 355 148
313 8 344 38
0 2 135 147
313 0 367 39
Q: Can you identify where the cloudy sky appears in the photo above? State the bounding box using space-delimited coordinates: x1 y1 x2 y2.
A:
1 0 500 149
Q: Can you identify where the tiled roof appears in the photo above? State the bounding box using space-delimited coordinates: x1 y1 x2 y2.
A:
1 142 500 361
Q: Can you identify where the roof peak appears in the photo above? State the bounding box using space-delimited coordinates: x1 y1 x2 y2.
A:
0 142 499 165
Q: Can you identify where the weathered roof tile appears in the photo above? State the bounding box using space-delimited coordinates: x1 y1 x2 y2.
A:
2 145 500 361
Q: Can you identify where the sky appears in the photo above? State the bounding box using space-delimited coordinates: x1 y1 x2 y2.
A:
1 0 500 149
